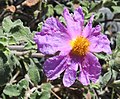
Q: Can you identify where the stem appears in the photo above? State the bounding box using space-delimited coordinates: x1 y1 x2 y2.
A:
9 70 20 84
110 80 120 87
111 88 114 99
8 45 25 51
113 80 120 85
51 90 61 99
8 45 44 58
0 10 7 19
93 88 99 99
100 19 120 23
11 51 44 58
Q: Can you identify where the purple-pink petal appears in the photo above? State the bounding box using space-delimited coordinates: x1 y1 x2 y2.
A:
89 34 112 54
44 55 68 80
42 17 67 35
78 70 90 85
73 6 84 34
34 17 71 55
79 53 101 85
63 8 82 39
82 15 94 38
91 25 101 36
73 6 84 23
63 60 78 87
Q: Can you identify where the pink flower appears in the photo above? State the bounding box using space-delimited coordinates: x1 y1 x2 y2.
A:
34 7 111 87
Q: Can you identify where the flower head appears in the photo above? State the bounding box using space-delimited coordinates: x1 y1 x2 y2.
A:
34 6 112 87
70 36 90 56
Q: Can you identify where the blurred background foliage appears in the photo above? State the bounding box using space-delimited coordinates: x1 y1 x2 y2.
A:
0 0 120 99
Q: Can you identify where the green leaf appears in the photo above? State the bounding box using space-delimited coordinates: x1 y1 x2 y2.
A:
0 43 5 51
1 17 33 46
41 83 52 91
10 26 31 42
112 6 120 13
46 4 54 17
37 22 43 31
59 16 66 25
30 90 41 99
101 69 117 87
54 5 64 15
28 67 40 85
40 91 51 99
0 51 11 86
116 32 120 50
110 80 120 87
0 26 4 35
82 7 88 14
80 1 89 7
0 36 8 46
24 41 36 50
18 79 29 91
85 13 92 19
7 54 16 69
90 83 100 89
112 52 120 71
103 1 116 7
115 51 120 65
66 1 73 6
2 16 13 33
90 1 102 12
95 53 107 60
102 70 112 86
40 83 52 99
0 64 11 86
8 36 16 45
1 93 7 99
12 19 23 27
3 85 20 97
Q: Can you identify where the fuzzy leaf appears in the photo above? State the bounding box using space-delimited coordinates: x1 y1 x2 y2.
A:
0 51 11 86
40 91 51 99
2 17 13 33
3 85 20 97
18 79 29 91
54 5 63 15
41 83 52 91
28 67 40 85
46 4 54 17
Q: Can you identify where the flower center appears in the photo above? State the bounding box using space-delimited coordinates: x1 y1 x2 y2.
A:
70 36 90 56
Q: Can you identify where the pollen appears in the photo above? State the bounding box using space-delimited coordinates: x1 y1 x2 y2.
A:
70 36 90 56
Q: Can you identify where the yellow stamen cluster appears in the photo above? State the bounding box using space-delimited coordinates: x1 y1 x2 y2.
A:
70 36 90 56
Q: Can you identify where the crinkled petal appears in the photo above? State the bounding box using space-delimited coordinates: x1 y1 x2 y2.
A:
63 8 82 39
89 34 112 54
34 17 71 55
34 34 71 55
73 6 84 23
79 53 101 85
63 59 78 87
91 25 101 36
42 17 68 35
82 15 94 37
44 55 68 80
78 70 90 85
73 6 84 34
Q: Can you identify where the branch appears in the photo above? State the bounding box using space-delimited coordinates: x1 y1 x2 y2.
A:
11 51 44 58
51 90 61 99
8 45 44 58
0 10 7 19
9 70 20 84
110 80 120 87
99 19 120 23
8 45 25 51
